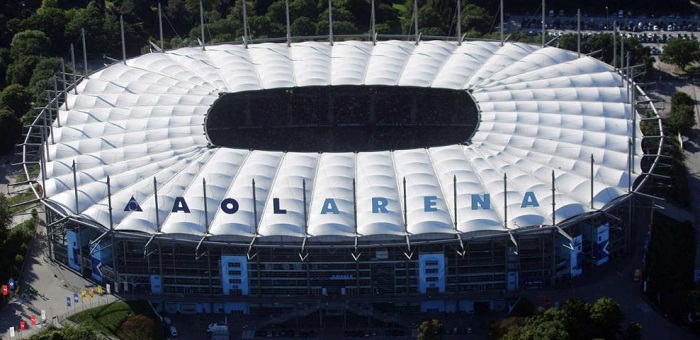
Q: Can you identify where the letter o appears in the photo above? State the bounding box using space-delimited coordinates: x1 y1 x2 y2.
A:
220 198 240 214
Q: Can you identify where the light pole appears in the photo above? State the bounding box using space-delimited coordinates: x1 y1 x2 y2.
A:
606 6 609 31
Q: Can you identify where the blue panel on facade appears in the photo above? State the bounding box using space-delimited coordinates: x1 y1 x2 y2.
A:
150 275 162 295
66 230 81 271
420 300 446 313
91 243 103 282
418 253 445 294
221 255 249 295
507 272 519 292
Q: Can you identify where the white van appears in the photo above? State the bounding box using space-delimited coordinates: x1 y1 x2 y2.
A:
208 324 229 334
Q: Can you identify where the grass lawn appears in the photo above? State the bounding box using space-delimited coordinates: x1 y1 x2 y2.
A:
68 300 164 339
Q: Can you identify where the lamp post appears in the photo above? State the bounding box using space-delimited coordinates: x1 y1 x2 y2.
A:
606 6 609 31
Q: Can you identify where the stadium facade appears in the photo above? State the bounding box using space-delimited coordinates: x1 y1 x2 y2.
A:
22 38 663 317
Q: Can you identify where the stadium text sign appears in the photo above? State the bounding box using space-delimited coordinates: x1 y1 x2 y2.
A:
124 192 540 214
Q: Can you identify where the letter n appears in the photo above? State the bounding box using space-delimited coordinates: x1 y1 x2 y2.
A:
471 194 490 210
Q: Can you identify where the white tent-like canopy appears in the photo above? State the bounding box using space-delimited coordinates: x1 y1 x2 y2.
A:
41 40 641 242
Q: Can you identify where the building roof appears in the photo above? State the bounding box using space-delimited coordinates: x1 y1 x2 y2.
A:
42 40 641 241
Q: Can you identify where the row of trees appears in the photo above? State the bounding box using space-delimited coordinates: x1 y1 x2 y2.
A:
29 324 100 340
490 297 637 340
0 195 37 287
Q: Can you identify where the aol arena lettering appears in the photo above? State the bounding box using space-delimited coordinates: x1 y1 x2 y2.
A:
124 192 541 214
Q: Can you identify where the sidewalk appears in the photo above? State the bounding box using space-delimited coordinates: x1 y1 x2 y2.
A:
0 219 119 339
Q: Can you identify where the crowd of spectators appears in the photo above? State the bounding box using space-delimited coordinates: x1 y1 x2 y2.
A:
205 86 478 152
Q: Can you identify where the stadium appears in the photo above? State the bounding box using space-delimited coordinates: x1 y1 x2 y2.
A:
21 34 663 320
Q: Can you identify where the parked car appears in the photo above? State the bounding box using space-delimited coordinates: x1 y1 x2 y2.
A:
170 326 178 337
207 322 228 333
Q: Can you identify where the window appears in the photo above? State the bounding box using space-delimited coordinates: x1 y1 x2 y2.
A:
228 262 241 268
425 260 438 266
426 268 438 274
228 270 242 276
229 279 242 284
426 277 438 282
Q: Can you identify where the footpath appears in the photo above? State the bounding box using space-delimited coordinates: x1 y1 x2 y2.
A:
0 215 119 340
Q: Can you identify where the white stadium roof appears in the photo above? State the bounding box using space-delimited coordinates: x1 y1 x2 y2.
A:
41 40 642 242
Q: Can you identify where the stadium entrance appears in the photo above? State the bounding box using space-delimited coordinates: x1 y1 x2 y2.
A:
205 85 479 152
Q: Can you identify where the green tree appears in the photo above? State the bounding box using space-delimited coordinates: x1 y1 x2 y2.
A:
624 322 642 340
0 194 11 243
503 309 568 340
669 93 697 134
10 30 51 59
30 324 100 340
557 33 578 52
585 33 614 65
671 92 695 108
489 316 525 339
461 4 492 36
292 17 316 36
0 84 33 118
0 48 10 88
116 314 156 340
417 318 444 340
558 299 594 340
28 57 64 99
6 55 42 86
668 104 696 134
590 297 625 339
20 6 67 54
0 108 23 154
64 1 120 57
418 6 446 36
661 38 700 70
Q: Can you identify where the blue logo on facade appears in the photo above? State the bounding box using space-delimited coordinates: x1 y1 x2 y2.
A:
122 192 541 215
124 196 143 212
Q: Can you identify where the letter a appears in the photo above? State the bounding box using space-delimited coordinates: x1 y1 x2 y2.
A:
321 198 339 214
521 191 540 208
171 197 191 213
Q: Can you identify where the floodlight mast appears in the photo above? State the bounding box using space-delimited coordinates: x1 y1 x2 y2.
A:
70 43 77 94
414 0 419 44
200 0 205 50
500 0 504 46
371 0 376 45
613 22 617 68
120 15 126 65
456 0 461 44
81 28 88 78
286 0 291 46
577 9 581 58
503 173 508 229
328 0 333 45
158 3 164 51
242 0 249 48
60 59 67 114
541 0 545 47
